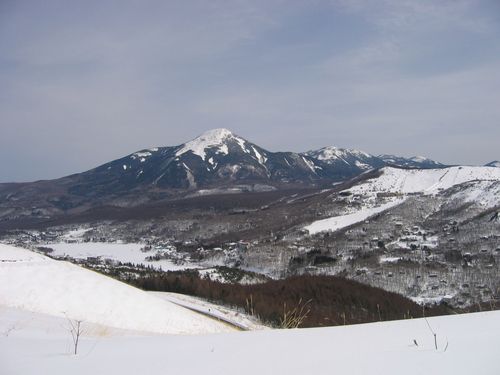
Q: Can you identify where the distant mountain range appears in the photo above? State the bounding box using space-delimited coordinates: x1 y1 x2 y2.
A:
55 128 451 192
0 128 495 221
377 154 445 169
70 128 449 194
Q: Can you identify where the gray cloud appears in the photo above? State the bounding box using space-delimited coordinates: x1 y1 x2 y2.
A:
1 0 499 182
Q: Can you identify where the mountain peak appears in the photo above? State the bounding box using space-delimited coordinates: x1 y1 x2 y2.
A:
305 146 382 171
410 155 431 162
175 128 245 161
312 146 371 160
199 128 234 140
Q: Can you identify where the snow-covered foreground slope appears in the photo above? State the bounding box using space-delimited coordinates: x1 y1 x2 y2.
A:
351 166 500 195
1 305 498 375
0 245 233 335
151 292 268 331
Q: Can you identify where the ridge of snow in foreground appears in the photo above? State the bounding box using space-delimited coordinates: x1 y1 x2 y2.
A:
1 305 498 374
0 244 234 335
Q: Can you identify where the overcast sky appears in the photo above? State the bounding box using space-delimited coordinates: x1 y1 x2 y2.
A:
1 0 499 182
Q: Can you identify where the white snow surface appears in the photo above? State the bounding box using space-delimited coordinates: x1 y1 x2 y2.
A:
379 256 402 263
151 292 268 331
301 156 317 173
449 180 500 208
410 155 431 162
48 242 198 271
175 128 246 161
1 305 499 374
354 160 371 169
131 151 153 161
308 146 371 163
251 145 267 164
61 228 93 240
307 166 500 235
0 245 233 335
350 166 500 195
305 199 405 235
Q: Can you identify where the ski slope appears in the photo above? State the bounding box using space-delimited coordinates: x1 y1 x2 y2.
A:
305 198 405 235
1 305 498 375
448 180 500 209
0 244 234 335
350 166 500 194
304 166 500 235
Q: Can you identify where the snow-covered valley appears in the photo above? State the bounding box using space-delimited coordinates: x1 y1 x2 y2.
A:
2 165 499 310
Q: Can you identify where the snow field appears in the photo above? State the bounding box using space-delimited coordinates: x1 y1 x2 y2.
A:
48 242 198 271
351 166 500 195
305 198 405 235
1 306 499 375
0 244 234 335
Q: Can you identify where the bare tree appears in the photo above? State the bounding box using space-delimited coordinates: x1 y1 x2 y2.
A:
67 319 84 355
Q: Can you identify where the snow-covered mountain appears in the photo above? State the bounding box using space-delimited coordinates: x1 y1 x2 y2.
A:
69 128 329 196
95 129 391 192
378 154 446 169
485 160 500 167
0 129 386 220
305 146 385 173
0 128 478 221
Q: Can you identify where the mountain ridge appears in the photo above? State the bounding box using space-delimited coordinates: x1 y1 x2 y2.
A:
0 128 460 221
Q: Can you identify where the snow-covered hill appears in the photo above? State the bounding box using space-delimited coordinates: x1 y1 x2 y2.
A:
349 166 500 195
1 304 498 374
378 154 446 169
0 244 234 335
304 165 500 234
485 160 500 167
444 179 500 209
